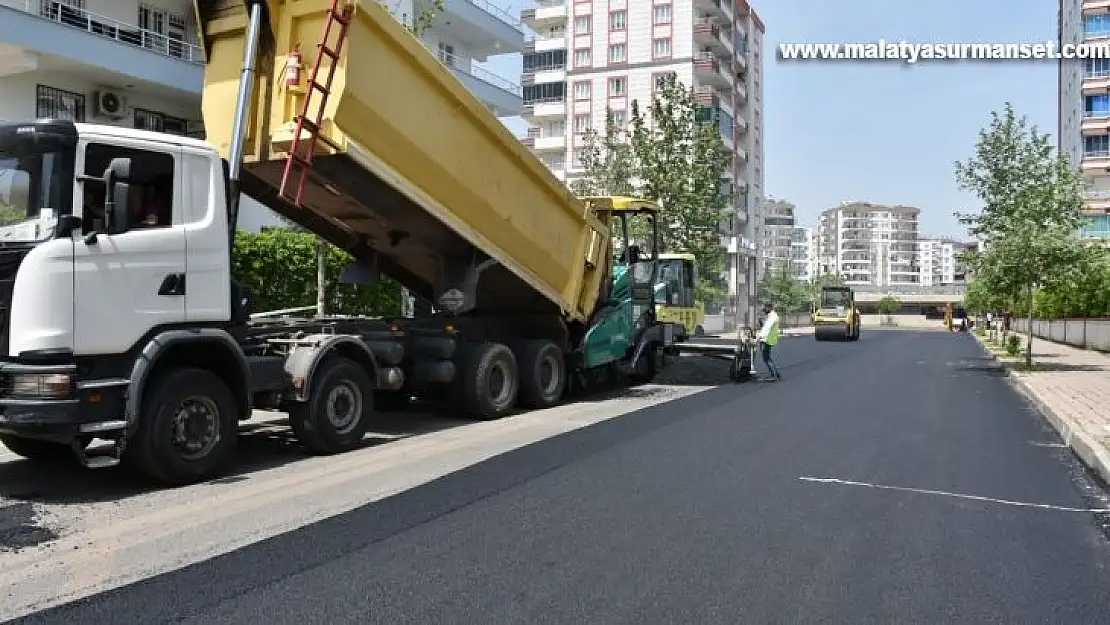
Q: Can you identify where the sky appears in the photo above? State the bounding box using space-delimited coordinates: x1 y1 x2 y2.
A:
485 0 1059 239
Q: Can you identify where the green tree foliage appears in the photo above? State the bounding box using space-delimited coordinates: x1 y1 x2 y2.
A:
955 103 1089 366
757 265 808 313
233 229 401 316
876 296 900 316
575 73 733 303
802 273 845 309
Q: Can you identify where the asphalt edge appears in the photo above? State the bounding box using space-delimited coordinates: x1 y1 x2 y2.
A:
972 333 1110 488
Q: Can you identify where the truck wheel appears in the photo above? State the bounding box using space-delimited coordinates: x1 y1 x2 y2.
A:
128 368 238 485
629 344 659 385
291 356 372 454
516 340 565 409
455 342 519 419
0 435 75 463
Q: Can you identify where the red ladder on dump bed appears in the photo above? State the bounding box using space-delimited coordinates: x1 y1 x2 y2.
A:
278 0 355 206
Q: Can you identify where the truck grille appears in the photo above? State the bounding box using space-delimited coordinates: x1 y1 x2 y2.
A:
0 248 26 358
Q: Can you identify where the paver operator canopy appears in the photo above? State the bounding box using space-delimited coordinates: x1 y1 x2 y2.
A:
192 0 614 327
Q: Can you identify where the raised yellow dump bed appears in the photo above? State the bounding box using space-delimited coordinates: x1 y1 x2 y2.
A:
196 0 609 322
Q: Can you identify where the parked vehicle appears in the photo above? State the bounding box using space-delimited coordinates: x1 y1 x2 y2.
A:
0 0 682 485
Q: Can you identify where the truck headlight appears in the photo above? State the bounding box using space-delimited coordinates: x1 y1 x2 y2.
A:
8 373 74 398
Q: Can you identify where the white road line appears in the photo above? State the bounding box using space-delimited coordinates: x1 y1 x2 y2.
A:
1028 441 1067 448
798 476 1110 513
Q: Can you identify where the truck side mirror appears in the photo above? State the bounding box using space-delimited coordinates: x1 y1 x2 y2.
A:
102 158 131 235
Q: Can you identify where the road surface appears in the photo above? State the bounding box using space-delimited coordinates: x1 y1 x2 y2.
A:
11 330 1110 623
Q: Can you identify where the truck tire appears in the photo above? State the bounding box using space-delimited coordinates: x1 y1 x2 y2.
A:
455 342 519 419
0 435 74 463
128 368 238 485
290 356 372 454
629 343 659 385
516 340 565 409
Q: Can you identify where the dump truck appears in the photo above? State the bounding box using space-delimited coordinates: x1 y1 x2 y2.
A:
0 0 681 485
654 253 706 339
812 286 861 341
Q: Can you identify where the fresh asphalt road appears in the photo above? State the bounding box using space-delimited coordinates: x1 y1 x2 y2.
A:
14 330 1110 623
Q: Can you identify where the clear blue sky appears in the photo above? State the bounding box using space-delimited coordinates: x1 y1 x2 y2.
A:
488 0 1059 238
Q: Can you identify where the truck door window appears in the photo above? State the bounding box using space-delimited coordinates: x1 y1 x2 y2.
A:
83 142 174 233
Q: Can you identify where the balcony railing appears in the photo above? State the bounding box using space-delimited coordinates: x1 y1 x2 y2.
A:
1084 109 1110 118
436 49 522 96
462 0 523 31
4 0 205 64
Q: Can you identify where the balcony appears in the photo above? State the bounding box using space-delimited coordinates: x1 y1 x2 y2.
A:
695 0 732 22
521 53 566 85
693 19 731 56
694 53 732 88
439 0 525 59
1085 0 1110 14
696 86 732 109
524 31 567 53
435 49 522 116
1084 68 1110 93
521 0 566 30
1082 110 1110 134
1082 148 1110 172
523 97 566 120
0 0 203 95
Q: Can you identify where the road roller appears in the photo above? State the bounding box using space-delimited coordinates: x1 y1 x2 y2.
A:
812 286 861 341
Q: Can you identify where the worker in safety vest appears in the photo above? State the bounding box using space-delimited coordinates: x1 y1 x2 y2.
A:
757 301 782 381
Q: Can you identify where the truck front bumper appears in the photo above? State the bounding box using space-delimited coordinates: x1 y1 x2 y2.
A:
0 362 125 443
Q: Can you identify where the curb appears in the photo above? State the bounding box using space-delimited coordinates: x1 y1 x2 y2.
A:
972 334 1110 487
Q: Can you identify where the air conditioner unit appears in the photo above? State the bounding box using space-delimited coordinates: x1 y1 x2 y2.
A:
94 90 126 119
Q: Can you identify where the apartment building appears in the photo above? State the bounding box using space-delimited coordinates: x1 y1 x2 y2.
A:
1059 0 1110 238
521 0 766 318
916 239 957 287
817 202 921 288
0 0 524 230
759 198 795 278
790 226 816 281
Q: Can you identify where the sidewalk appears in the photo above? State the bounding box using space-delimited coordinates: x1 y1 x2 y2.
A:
974 331 1110 485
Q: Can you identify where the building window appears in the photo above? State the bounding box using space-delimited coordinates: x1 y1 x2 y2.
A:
609 43 627 64
574 15 591 35
1086 14 1110 38
653 4 672 25
1085 134 1109 157
573 81 591 101
1087 57 1110 78
652 38 672 59
610 110 626 128
523 82 566 105
574 113 591 134
609 10 626 31
608 77 626 97
574 47 592 68
1086 94 1110 117
138 4 190 60
35 85 86 121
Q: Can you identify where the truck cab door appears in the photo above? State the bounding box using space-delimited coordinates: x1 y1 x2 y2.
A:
72 139 186 356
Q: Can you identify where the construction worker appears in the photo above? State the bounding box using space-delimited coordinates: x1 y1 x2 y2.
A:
757 301 782 381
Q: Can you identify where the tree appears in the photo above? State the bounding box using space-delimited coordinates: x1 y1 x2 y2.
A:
631 74 733 287
757 265 808 313
955 103 1088 367
232 229 401 316
571 108 636 197
802 272 845 309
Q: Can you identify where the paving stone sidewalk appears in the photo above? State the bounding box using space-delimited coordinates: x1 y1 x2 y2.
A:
975 332 1110 485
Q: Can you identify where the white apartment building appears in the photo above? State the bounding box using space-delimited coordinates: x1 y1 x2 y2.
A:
817 202 921 288
759 198 794 278
790 226 815 282
521 0 766 320
0 0 524 230
916 239 956 288
1059 0 1110 238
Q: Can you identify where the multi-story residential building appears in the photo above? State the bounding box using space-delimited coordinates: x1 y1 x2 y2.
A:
759 198 795 278
817 202 921 288
790 226 815 281
1059 0 1110 238
0 0 524 230
916 239 956 287
521 0 765 320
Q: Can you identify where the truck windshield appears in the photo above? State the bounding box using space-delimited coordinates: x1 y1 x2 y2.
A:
821 290 849 307
0 134 75 243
